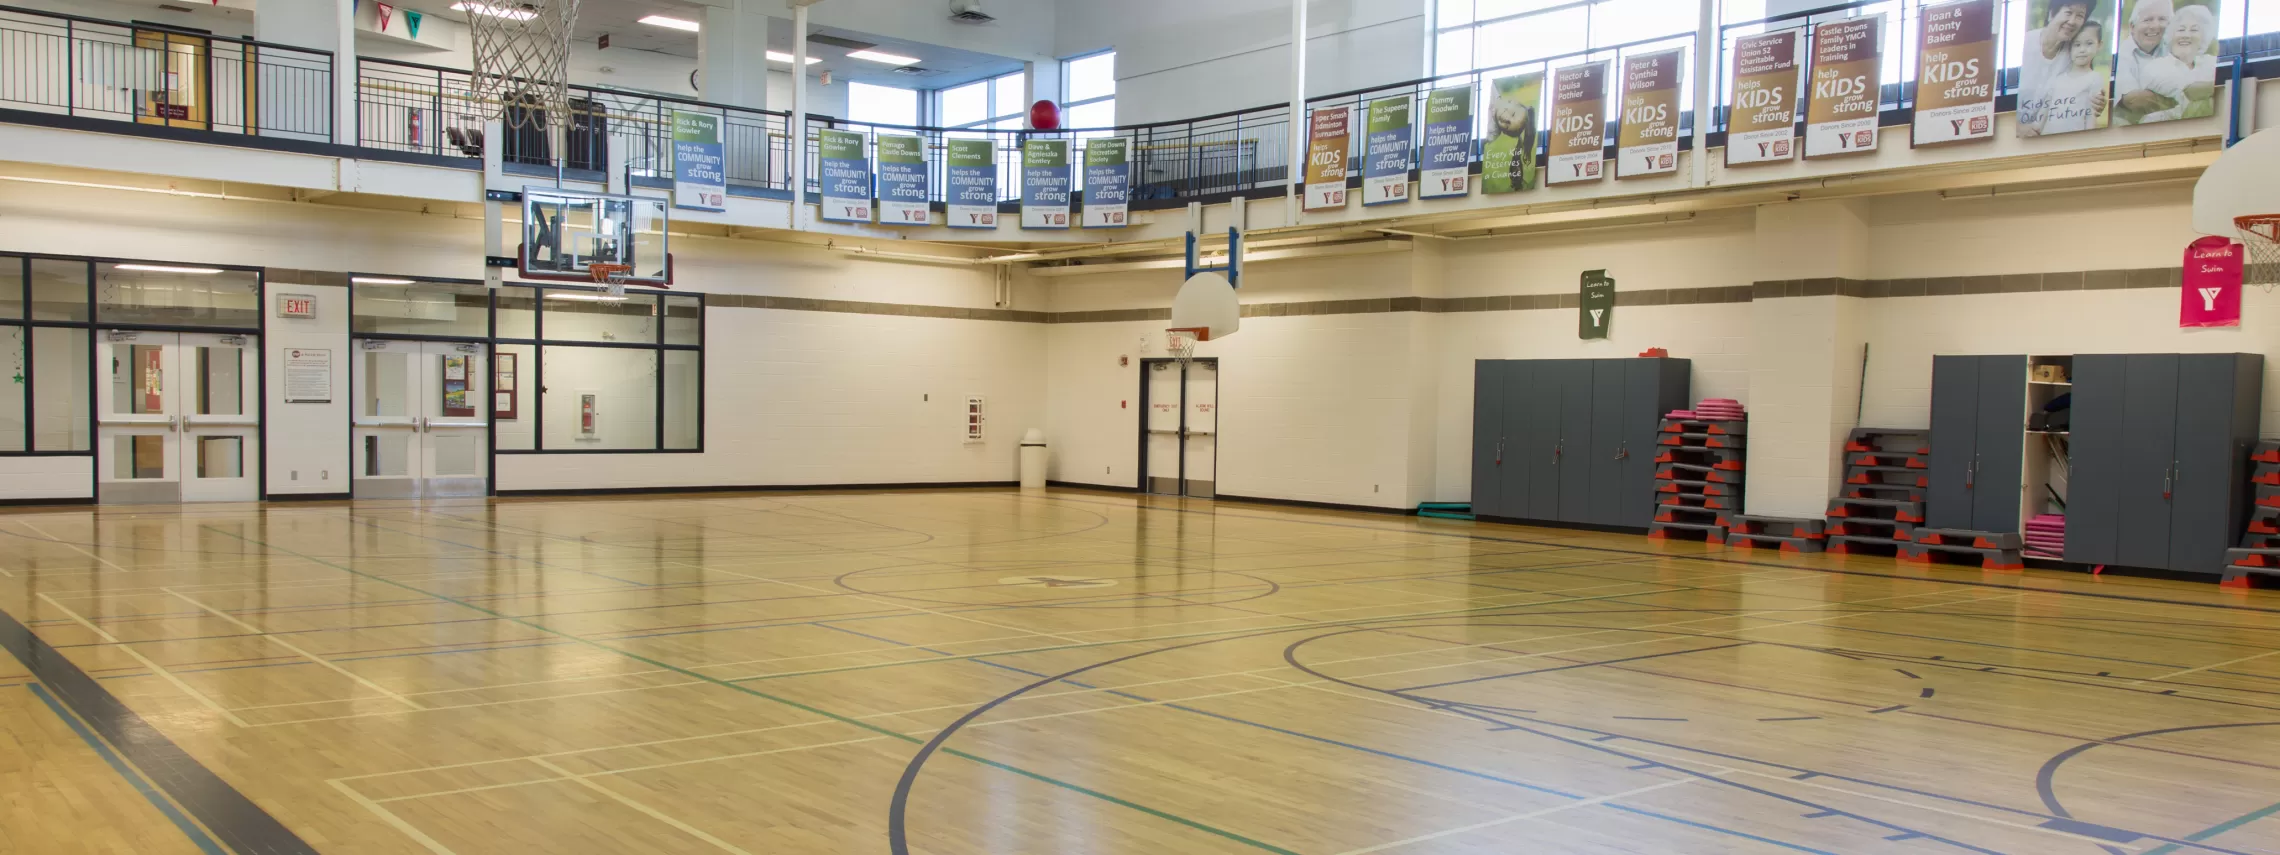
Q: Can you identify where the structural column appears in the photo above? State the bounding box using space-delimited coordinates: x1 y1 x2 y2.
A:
698 1 772 110
255 0 355 144
1743 199 1872 518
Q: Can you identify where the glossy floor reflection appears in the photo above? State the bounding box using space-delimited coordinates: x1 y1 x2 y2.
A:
2 489 2278 854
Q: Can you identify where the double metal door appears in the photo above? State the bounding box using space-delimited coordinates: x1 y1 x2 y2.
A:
95 330 261 504
2067 353 2261 572
1144 359 1218 498
351 340 489 498
1472 358 1686 526
1926 355 2027 533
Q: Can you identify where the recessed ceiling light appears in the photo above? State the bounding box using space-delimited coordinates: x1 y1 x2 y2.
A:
351 277 416 285
847 49 920 66
450 2 536 21
638 14 700 31
765 50 821 65
115 264 223 274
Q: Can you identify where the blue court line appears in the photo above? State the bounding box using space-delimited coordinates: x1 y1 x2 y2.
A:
24 683 228 855
2141 800 2280 855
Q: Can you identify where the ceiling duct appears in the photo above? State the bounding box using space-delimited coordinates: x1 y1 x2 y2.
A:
805 34 877 51
950 1 996 23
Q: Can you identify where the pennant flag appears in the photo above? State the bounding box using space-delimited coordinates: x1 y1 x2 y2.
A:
406 10 422 38
376 2 394 32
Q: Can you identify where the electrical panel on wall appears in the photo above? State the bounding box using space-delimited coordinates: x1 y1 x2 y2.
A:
965 396 985 444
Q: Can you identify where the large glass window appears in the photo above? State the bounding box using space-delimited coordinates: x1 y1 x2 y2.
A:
849 81 920 126
494 284 702 453
938 71 1027 129
1063 52 1115 128
351 278 491 338
3 256 95 455
95 262 261 328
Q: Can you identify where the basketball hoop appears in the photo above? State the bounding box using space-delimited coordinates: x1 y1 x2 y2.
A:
1166 327 1206 366
589 262 632 296
2236 215 2280 292
462 1 582 132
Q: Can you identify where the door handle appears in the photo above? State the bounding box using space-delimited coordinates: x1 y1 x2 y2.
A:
2164 461 2175 500
1614 440 1628 461
1494 439 1503 465
416 416 429 433
167 415 179 433
1965 454 1977 489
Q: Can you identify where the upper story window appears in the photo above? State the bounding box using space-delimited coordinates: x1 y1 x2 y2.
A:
1063 51 1115 129
1434 0 1698 78
939 72 1027 130
848 81 919 126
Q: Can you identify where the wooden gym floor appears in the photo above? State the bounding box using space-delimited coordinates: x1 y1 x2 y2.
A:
1 490 2278 854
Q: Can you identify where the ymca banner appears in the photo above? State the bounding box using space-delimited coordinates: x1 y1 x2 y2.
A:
1419 85 1473 198
2115 0 2218 127
818 129 872 223
945 138 999 229
2181 235 2243 327
1616 49 1683 179
1726 28 1804 166
669 110 724 211
1804 15 1885 158
1363 95 1413 206
1083 137 1131 229
875 134 929 226
1303 106 1351 210
1021 138 1071 229
1482 73 1543 193
1546 61 1608 185
1913 0 1998 146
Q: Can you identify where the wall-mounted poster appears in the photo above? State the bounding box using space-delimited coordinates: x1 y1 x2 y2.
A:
1579 269 1617 339
1546 61 1608 185
1482 73 1543 193
817 129 872 223
1419 85 1473 198
1617 49 1683 179
1804 15 1884 158
2180 235 2243 327
1020 139 1071 229
875 134 930 226
1913 0 1998 146
1303 106 1351 210
1363 95 1413 205
945 139 998 229
1083 137 1131 228
669 110 725 211
494 352 518 420
2114 0 2219 127
439 355 474 418
2016 0 2113 136
1726 29 1804 166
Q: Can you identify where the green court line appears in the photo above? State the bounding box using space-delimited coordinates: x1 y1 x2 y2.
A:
23 683 230 855
204 526 1301 855
2140 798 2280 855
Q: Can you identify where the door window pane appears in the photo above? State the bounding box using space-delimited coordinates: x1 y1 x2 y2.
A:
195 346 243 416
112 343 167 415
194 436 242 478
31 259 88 322
1066 52 1115 103
664 296 702 345
541 346 657 450
0 326 22 451
362 433 411 476
0 256 21 318
96 264 259 328
353 281 491 337
32 327 89 451
542 291 658 343
432 433 481 476
665 349 700 450
114 435 166 479
493 343 535 451
360 350 411 418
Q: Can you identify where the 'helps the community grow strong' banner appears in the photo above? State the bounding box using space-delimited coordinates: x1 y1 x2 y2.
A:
1913 0 1998 146
875 135 929 226
1727 29 1804 166
1617 50 1683 179
1363 95 1413 205
670 110 724 211
1419 86 1473 198
1546 61 1608 185
1304 106 1351 210
1021 139 1071 229
818 129 871 223
945 139 998 229
1805 15 1885 158
1083 138 1131 228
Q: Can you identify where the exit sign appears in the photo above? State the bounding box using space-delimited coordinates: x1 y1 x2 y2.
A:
277 293 316 319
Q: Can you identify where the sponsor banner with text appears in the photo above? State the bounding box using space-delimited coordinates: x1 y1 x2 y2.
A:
1021 139 1072 229
1727 28 1805 165
670 110 725 211
1546 61 1608 184
1419 85 1473 198
875 134 930 226
1482 74 1544 193
818 129 872 223
1363 95 1414 205
1913 0 1997 146
1805 15 1885 158
2181 235 2243 327
1083 137 1131 228
1616 49 1683 179
1304 106 1351 210
945 139 999 229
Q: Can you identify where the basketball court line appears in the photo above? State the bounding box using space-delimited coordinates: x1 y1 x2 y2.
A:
527 757 762 855
159 587 425 711
22 683 228 855
34 593 252 728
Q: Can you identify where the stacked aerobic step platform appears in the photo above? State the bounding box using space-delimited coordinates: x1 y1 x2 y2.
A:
2223 440 2280 585
1649 409 1745 543
1900 528 2025 570
1727 515 1826 552
1826 428 1929 557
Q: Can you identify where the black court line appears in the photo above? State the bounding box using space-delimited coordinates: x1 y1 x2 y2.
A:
0 604 318 855
1396 642 1753 692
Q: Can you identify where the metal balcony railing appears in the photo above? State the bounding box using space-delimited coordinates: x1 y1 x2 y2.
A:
0 3 331 142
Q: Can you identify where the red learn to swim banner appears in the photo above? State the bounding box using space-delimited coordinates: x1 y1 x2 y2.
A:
2180 235 2243 328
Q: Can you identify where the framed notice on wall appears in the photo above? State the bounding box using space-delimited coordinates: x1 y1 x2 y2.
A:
440 355 475 418
494 353 518 420
283 348 331 404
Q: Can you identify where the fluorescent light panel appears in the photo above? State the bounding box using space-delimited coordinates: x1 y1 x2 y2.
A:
115 264 222 274
766 50 821 65
847 49 920 66
637 14 700 31
351 276 416 285
451 2 536 21
544 291 628 301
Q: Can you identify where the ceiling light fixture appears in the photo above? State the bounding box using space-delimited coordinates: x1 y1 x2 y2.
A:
637 14 701 31
765 50 821 65
544 291 630 302
351 277 416 285
115 264 223 274
846 49 921 66
450 2 537 21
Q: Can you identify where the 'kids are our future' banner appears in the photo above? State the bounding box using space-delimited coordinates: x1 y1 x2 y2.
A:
1616 49 1683 179
1913 0 1998 146
818 129 872 223
875 135 929 226
1727 29 1804 166
1419 85 1473 198
1804 15 1885 158
1083 137 1131 228
1482 74 1543 193
1546 61 1607 185
945 139 998 229
1304 106 1351 210
1363 95 1413 205
1021 139 1071 229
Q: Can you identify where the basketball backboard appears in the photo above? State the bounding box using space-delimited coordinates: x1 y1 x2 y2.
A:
519 186 673 285
2193 129 2280 236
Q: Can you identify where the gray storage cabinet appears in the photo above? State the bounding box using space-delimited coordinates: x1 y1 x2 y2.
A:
1927 355 2027 533
2066 353 2264 574
1471 357 1691 527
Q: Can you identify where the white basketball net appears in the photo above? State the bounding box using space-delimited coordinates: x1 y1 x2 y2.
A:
1166 329 1200 366
2238 216 2280 293
462 1 581 132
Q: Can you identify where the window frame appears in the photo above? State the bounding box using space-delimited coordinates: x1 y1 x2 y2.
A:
847 80 921 127
1061 50 1116 129
937 71 1028 130
490 284 705 455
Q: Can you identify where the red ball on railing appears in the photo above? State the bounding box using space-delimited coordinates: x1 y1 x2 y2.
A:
1028 100 1061 130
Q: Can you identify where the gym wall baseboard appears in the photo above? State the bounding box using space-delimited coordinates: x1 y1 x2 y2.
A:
263 492 351 503
0 497 95 508
1473 515 1650 536
494 481 1020 498
1213 493 1416 516
1045 480 1139 493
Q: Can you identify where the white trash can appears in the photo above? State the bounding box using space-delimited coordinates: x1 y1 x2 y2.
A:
1019 428 1047 490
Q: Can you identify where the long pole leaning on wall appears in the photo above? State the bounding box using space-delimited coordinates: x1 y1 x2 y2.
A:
1286 0 1307 225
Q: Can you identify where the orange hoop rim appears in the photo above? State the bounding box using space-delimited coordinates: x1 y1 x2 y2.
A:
588 262 635 283
2235 214 2280 243
1166 326 1211 343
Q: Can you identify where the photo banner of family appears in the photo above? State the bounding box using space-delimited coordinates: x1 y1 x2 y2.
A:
2017 0 2221 137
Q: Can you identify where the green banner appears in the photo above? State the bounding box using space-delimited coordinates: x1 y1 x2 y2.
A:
1580 269 1617 339
1366 96 1412 133
1084 137 1128 166
819 129 865 161
1022 139 1068 168
947 138 995 167
1483 73 1544 194
877 134 924 163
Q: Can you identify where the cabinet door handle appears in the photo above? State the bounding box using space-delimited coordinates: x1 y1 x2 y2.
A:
1614 440 1628 461
1553 439 1563 464
1495 439 1504 465
1965 454 1977 489
2164 461 2175 501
